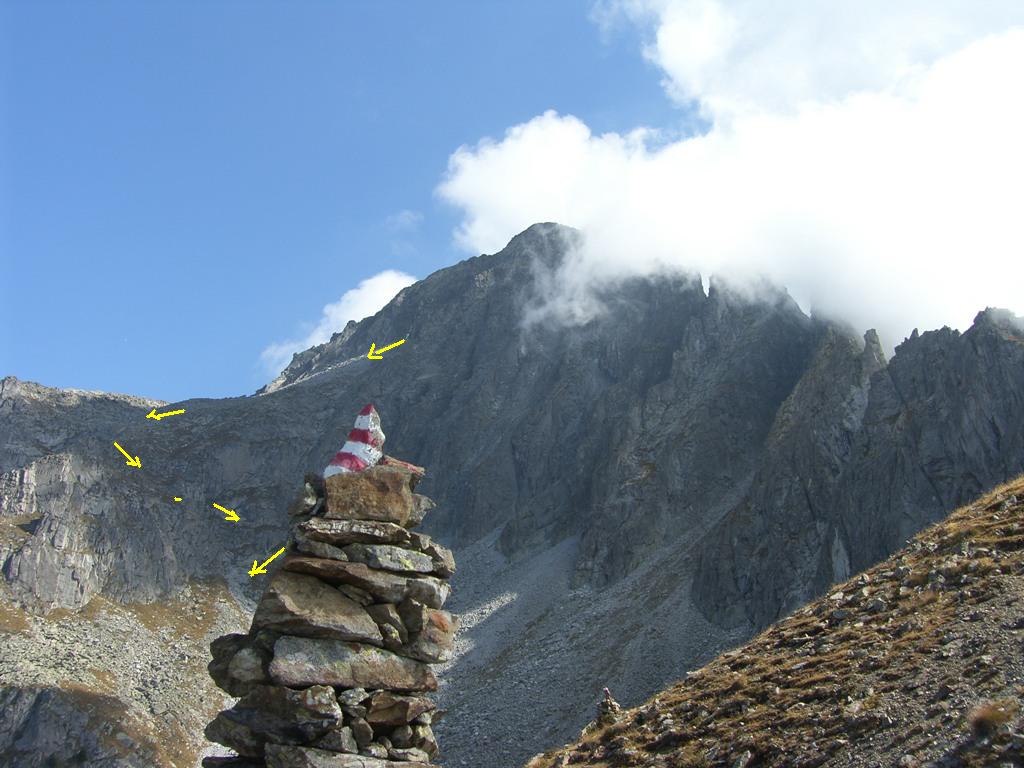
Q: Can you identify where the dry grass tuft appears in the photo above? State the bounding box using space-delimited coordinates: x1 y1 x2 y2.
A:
0 600 30 633
967 698 1019 737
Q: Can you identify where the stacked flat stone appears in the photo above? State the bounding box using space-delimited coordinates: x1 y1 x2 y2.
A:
202 456 456 768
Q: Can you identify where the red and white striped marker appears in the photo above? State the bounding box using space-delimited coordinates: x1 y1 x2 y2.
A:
324 404 385 478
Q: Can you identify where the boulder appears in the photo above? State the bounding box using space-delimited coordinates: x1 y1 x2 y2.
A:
363 743 389 759
410 724 437 756
366 604 408 645
251 571 382 645
365 692 435 726
389 725 412 748
403 610 457 664
404 577 450 610
408 533 455 577
378 623 403 652
209 633 269 697
407 495 434 529
205 684 342 757
314 726 358 754
349 717 374 748
288 481 321 517
336 688 368 708
388 747 430 763
269 636 438 692
397 600 429 635
324 466 415 525
283 557 449 608
342 544 434 574
204 715 263 758
298 518 413 548
228 646 271 688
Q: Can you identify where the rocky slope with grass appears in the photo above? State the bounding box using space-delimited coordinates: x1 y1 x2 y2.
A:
0 582 245 767
2 223 1024 766
525 475 1024 768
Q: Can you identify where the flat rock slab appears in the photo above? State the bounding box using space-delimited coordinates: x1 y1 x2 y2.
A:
299 518 412 547
324 466 415 525
283 556 450 609
343 543 434 574
293 530 350 561
266 744 431 767
269 636 438 692
252 571 382 645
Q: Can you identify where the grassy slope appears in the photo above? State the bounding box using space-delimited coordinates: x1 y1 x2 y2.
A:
526 476 1024 768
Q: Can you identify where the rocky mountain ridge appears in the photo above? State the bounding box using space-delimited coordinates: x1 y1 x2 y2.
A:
2 222 1024 767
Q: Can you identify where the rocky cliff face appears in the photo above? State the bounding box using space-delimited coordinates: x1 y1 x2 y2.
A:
693 308 1024 629
2 223 1023 767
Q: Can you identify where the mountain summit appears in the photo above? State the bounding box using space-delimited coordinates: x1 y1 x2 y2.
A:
2 223 1024 766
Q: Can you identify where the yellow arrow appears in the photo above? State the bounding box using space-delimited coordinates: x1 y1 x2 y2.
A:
113 441 142 468
212 503 241 522
249 547 286 577
146 408 186 421
367 339 406 360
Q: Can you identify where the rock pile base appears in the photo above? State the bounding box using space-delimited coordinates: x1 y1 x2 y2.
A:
203 457 455 768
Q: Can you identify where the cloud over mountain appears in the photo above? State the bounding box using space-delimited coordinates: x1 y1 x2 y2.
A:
438 1 1024 346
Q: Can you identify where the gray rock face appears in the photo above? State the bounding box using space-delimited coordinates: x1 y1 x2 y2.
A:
693 311 1024 628
4 223 1024 767
0 686 158 767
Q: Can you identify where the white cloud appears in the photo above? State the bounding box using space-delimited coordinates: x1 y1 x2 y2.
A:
437 3 1024 346
261 270 417 374
603 0 1024 121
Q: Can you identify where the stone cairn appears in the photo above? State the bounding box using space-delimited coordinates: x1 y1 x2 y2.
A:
202 406 456 768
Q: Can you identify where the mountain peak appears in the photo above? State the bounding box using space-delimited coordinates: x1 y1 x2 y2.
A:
973 306 1024 334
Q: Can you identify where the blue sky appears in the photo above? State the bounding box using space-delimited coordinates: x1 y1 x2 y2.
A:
6 2 1022 403
0 1 677 401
